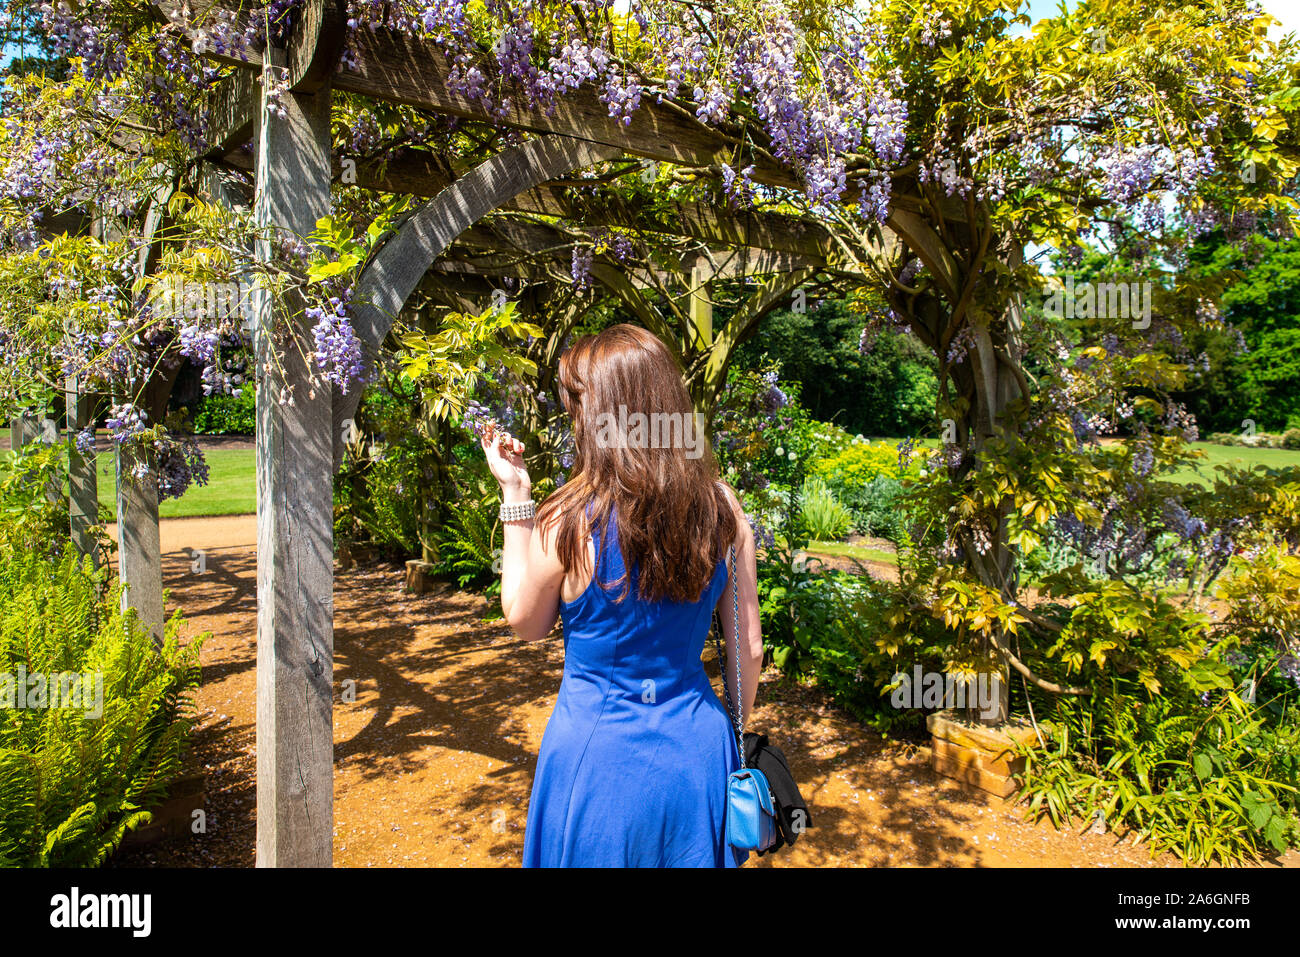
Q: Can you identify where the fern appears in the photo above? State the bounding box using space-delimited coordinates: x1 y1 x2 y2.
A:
434 489 501 591
0 544 205 867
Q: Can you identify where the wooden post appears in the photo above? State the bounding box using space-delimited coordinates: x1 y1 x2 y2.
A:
66 379 98 563
115 438 164 638
252 47 336 868
93 201 168 640
687 263 713 351
8 410 38 450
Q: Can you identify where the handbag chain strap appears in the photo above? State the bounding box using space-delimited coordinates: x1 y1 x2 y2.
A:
712 543 746 769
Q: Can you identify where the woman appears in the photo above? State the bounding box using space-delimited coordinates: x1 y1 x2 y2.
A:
482 323 764 868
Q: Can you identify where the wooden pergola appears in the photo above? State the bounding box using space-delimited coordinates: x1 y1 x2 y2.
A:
90 0 969 865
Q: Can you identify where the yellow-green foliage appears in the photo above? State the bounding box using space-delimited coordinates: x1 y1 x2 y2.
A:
811 439 914 490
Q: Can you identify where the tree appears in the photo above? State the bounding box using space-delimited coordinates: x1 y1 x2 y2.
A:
1182 235 1300 433
733 296 938 437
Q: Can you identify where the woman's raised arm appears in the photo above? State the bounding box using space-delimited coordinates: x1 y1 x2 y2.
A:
482 427 566 642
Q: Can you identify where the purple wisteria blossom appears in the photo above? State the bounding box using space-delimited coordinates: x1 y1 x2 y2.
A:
308 289 366 395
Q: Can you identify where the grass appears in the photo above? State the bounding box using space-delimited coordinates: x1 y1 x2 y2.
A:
868 436 1300 486
806 539 897 565
95 447 255 519
1170 442 1300 484
44 436 1300 525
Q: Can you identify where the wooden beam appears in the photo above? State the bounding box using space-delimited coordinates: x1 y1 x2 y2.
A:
90 203 168 641
334 134 621 469
510 187 837 261
188 0 342 157
186 3 960 293
346 152 838 259
447 215 825 285
285 0 347 93
886 208 962 302
252 48 337 868
66 380 98 563
688 264 713 352
154 0 342 92
187 9 794 187
136 173 179 286
335 25 801 188
221 139 840 261
205 68 256 158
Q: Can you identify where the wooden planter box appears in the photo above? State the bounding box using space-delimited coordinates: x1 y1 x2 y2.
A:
926 709 1043 799
404 559 437 594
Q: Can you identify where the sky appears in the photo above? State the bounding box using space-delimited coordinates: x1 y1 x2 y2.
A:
3 1 1298 66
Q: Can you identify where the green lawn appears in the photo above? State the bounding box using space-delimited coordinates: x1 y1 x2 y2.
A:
1170 442 1300 484
869 436 1300 485
95 447 255 518
60 437 1300 525
806 540 897 565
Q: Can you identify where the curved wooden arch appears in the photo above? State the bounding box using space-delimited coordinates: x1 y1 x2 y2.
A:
332 134 620 469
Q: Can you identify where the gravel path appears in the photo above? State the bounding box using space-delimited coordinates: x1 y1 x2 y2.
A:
110 514 1296 868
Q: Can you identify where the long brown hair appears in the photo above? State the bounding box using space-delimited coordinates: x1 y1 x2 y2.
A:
537 324 737 604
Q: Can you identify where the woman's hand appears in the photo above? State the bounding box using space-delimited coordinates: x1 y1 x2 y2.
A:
481 422 532 499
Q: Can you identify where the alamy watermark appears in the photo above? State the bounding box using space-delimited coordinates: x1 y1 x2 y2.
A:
1043 274 1152 329
149 278 253 324
593 405 707 459
1 665 103 718
890 665 1002 720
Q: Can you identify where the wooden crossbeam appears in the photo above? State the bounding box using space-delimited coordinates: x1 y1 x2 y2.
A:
182 2 970 296
182 2 791 187
206 69 257 157
335 28 791 187
446 217 825 285
220 145 838 261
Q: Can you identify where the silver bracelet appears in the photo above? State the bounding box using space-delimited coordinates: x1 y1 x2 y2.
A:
498 499 536 523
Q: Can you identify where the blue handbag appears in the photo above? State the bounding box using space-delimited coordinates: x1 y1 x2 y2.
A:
726 767 778 851
714 545 779 853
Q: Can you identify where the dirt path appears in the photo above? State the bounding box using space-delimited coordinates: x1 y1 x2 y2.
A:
109 515 1293 868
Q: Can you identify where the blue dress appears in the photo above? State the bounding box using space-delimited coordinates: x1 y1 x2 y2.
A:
522 516 748 868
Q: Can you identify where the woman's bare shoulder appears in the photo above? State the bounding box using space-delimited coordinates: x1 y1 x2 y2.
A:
536 491 588 552
714 480 753 544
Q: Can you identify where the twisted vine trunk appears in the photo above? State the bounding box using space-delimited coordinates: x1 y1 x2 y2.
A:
900 265 1027 725
959 310 1026 725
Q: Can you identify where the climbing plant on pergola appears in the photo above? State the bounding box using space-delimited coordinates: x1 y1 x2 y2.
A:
4 0 1293 867
26 0 921 866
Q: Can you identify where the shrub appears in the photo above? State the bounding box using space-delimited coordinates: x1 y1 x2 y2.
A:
754 515 835 675
0 546 204 866
799 476 852 541
189 388 255 435
433 481 502 599
840 474 907 540
713 367 819 493
811 439 913 489
1019 690 1300 866
0 443 73 556
1283 428 1300 450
